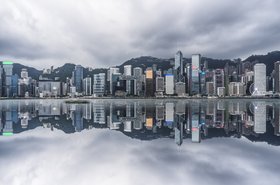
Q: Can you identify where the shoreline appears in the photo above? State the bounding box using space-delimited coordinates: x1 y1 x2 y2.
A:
0 96 279 100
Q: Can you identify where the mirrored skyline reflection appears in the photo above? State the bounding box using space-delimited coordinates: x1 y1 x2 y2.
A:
0 99 280 145
1 100 280 185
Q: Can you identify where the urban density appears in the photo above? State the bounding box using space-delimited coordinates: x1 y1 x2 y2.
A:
0 51 280 98
1 100 279 146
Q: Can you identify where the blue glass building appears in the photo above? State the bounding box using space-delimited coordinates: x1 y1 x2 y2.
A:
72 65 84 93
191 54 201 95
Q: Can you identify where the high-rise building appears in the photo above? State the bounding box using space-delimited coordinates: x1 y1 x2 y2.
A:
253 63 266 95
0 66 3 97
228 82 246 96
165 74 174 95
72 65 84 93
133 67 143 77
11 74 18 97
145 68 154 97
124 65 133 95
133 67 143 96
111 73 122 96
18 68 31 97
175 82 186 96
206 82 215 96
108 67 119 94
185 63 191 94
244 71 254 84
124 65 132 76
83 76 92 96
93 73 106 96
274 61 280 93
108 67 119 81
38 81 61 97
174 51 184 82
217 87 225 97
21 68 28 78
2 61 13 97
200 71 206 95
214 69 225 95
156 77 164 92
191 54 201 95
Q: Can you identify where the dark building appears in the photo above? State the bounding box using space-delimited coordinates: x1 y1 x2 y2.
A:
2 61 13 97
72 65 84 93
274 61 280 93
145 68 154 97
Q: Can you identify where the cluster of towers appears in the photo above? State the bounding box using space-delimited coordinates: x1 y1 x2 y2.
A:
0 52 279 98
104 51 272 98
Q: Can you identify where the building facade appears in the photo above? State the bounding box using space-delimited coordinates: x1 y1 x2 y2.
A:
191 54 201 95
93 73 105 96
253 63 266 95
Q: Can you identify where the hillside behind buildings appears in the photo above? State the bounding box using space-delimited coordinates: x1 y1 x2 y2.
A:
12 51 280 79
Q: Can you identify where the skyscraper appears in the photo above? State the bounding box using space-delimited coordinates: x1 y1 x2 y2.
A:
191 54 201 95
72 65 84 93
213 69 225 95
253 63 266 95
111 73 122 96
175 82 186 96
174 51 184 82
133 67 143 96
165 74 174 95
124 65 133 95
133 67 141 75
145 68 154 97
274 61 280 93
21 68 28 78
83 76 92 96
93 73 106 96
0 66 3 97
108 67 119 94
2 61 13 97
11 74 19 97
124 65 132 76
156 77 164 92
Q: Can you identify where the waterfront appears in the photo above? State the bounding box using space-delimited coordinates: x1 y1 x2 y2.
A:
1 99 280 185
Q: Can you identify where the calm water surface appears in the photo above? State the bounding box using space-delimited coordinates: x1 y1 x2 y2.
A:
0 99 280 185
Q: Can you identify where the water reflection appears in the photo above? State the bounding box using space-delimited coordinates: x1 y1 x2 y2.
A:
1 99 279 146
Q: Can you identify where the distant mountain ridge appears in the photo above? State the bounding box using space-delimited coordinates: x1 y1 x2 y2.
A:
12 51 280 80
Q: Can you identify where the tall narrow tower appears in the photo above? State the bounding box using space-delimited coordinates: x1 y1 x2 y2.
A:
191 54 201 95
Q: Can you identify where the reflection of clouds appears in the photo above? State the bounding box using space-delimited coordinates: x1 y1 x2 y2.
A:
0 128 280 185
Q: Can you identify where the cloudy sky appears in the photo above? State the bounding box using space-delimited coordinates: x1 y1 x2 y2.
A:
0 0 280 69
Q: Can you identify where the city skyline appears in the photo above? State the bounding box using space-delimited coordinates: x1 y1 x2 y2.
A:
1 0 280 69
0 52 279 98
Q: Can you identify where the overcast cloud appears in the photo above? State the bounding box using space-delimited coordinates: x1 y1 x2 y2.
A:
1 127 280 185
0 0 280 69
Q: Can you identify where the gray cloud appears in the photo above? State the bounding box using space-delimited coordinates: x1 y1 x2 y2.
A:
1 127 280 185
0 0 280 69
